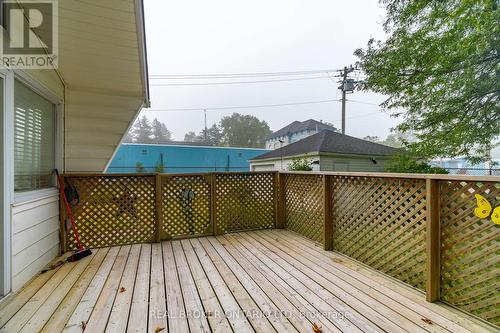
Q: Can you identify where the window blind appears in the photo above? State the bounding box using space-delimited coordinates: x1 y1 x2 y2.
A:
14 80 56 192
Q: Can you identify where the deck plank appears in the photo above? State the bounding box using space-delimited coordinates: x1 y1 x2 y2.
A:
248 231 450 333
1 260 79 333
209 236 312 333
163 241 190 333
260 230 471 333
189 238 255 333
180 239 233 333
196 237 281 333
63 246 120 333
238 232 422 333
19 249 98 333
149 243 168 333
84 245 131 332
271 229 491 333
201 237 299 333
232 233 375 332
0 229 496 333
127 244 151 333
171 241 211 333
0 266 60 328
106 244 141 333
40 248 110 333
223 233 343 333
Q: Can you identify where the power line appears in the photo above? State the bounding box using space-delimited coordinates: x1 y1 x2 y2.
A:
346 99 382 106
146 98 342 112
145 99 388 121
149 75 333 86
150 68 341 79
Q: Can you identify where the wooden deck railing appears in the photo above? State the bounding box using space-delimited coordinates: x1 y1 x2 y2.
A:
60 171 499 326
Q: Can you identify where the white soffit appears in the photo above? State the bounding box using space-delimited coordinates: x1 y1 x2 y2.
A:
58 0 149 172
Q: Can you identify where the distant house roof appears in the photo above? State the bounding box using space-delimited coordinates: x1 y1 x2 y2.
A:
252 130 398 160
268 119 337 140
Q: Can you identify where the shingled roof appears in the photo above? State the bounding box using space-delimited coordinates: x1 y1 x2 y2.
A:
268 119 337 140
252 130 398 160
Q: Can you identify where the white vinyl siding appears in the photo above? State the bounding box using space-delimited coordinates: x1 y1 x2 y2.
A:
11 194 59 291
14 80 56 192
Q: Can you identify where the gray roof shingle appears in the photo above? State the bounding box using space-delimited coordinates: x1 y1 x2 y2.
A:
252 130 398 160
268 119 337 140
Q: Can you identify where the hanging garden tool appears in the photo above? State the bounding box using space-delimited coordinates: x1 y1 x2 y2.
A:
55 169 92 261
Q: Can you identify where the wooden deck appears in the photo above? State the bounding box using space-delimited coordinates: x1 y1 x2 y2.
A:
0 229 495 333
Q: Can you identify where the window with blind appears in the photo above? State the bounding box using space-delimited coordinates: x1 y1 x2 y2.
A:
14 80 56 192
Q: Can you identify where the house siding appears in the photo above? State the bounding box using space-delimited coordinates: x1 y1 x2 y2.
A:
11 194 60 291
8 69 64 292
250 154 391 172
319 155 391 172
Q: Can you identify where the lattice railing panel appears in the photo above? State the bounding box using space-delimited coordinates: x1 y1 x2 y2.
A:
440 180 500 325
331 176 427 290
64 175 156 249
285 174 324 243
161 174 212 239
215 173 275 233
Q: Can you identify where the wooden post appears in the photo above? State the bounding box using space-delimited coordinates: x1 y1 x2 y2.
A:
323 175 333 250
211 173 219 235
426 178 441 302
275 172 286 229
155 174 162 242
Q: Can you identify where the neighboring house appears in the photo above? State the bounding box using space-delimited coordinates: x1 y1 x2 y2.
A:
431 158 500 175
251 130 398 172
265 119 338 149
108 143 271 173
1 1 149 295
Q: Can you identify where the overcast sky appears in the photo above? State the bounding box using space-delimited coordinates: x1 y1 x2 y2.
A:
141 0 401 141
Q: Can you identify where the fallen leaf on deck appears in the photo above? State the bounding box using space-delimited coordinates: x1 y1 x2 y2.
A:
331 257 344 264
421 318 433 325
312 322 322 332
154 326 165 332
81 321 86 331
119 287 126 293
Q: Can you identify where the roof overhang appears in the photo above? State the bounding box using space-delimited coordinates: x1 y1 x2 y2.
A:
58 0 150 172
250 151 395 163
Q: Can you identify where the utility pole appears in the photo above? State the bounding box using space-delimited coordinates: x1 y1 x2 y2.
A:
338 65 357 134
204 109 208 141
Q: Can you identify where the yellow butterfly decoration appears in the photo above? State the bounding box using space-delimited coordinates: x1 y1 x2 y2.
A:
473 194 500 225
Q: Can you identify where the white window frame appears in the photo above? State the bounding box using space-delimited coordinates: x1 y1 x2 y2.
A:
0 69 63 296
1 68 13 296
11 70 63 204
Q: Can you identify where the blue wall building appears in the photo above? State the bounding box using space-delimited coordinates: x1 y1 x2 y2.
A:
107 143 271 173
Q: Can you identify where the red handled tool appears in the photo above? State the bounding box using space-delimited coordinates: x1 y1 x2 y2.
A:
55 169 92 262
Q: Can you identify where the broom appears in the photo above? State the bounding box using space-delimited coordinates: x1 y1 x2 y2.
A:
55 169 92 262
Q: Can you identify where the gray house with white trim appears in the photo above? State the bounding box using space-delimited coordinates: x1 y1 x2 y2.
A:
251 130 398 171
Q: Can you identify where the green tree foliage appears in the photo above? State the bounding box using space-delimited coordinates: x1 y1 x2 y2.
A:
183 113 272 147
363 130 416 148
288 157 313 171
203 124 224 145
386 154 448 174
132 116 154 143
126 116 172 144
151 118 172 143
184 131 200 142
154 162 165 173
135 162 146 173
355 0 499 163
219 113 272 148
